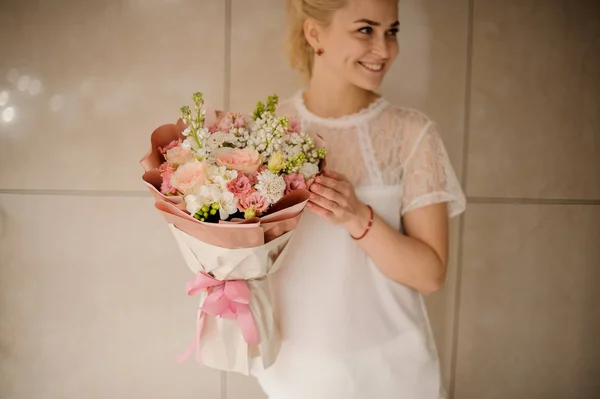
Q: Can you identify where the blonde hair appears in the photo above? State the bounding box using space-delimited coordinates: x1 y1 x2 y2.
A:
286 0 347 80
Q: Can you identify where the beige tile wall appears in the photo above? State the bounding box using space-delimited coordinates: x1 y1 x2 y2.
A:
0 1 598 399
467 0 600 200
0 195 223 398
454 0 600 398
455 204 600 398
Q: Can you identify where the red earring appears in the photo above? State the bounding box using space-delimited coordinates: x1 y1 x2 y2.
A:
316 48 324 56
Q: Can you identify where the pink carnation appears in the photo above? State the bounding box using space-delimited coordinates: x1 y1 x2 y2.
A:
160 170 177 195
284 173 307 194
159 162 176 175
227 171 253 197
159 163 178 195
248 172 259 186
237 191 269 214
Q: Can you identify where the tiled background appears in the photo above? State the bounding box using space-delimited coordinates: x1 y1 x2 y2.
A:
0 1 598 398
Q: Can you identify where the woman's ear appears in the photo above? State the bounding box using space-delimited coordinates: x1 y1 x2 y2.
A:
303 18 322 51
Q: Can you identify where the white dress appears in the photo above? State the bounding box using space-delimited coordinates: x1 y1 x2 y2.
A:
252 91 467 399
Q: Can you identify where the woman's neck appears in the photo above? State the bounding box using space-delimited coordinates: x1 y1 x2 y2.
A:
302 73 380 119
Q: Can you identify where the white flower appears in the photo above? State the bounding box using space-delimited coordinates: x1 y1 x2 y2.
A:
196 184 222 207
195 147 208 160
206 132 235 150
211 168 238 189
189 184 238 220
182 136 198 151
299 162 319 179
217 190 238 220
255 170 286 204
184 194 202 216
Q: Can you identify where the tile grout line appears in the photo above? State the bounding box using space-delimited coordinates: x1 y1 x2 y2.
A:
224 0 232 113
1 189 599 205
467 197 600 205
221 1 232 399
449 0 475 397
0 189 149 197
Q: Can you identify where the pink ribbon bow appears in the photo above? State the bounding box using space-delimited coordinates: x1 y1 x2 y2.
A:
177 272 260 363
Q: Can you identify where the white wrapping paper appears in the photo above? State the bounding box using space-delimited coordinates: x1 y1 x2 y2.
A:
169 223 295 375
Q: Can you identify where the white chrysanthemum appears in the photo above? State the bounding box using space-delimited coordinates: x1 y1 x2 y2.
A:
255 170 286 204
299 162 319 179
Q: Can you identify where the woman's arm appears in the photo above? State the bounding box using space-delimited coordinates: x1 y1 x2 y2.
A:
345 200 449 296
308 170 450 296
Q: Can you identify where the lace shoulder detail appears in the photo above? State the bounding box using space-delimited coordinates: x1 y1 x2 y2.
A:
389 106 466 217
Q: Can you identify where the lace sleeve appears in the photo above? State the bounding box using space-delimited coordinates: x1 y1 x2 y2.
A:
400 117 466 218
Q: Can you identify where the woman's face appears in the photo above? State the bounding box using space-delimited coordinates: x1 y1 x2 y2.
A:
314 0 400 91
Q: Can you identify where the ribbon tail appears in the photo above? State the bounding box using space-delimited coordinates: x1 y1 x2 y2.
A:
176 312 206 364
236 305 260 346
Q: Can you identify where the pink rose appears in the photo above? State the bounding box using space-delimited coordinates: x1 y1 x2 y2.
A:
169 160 206 195
213 147 262 175
286 117 301 134
284 173 307 194
237 191 270 214
227 171 252 197
164 145 194 165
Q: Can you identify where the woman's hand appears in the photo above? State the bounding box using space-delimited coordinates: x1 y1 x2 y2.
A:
307 169 371 237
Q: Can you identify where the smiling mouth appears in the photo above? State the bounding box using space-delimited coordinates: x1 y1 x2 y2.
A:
358 62 385 72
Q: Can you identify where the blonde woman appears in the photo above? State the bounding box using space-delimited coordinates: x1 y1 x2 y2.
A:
252 0 466 398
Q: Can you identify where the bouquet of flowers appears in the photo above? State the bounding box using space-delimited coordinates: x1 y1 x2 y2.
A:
140 92 326 375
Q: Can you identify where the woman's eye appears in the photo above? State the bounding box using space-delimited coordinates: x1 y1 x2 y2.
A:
388 28 399 36
358 26 373 35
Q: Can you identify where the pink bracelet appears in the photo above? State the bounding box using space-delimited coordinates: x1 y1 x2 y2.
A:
350 205 374 241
